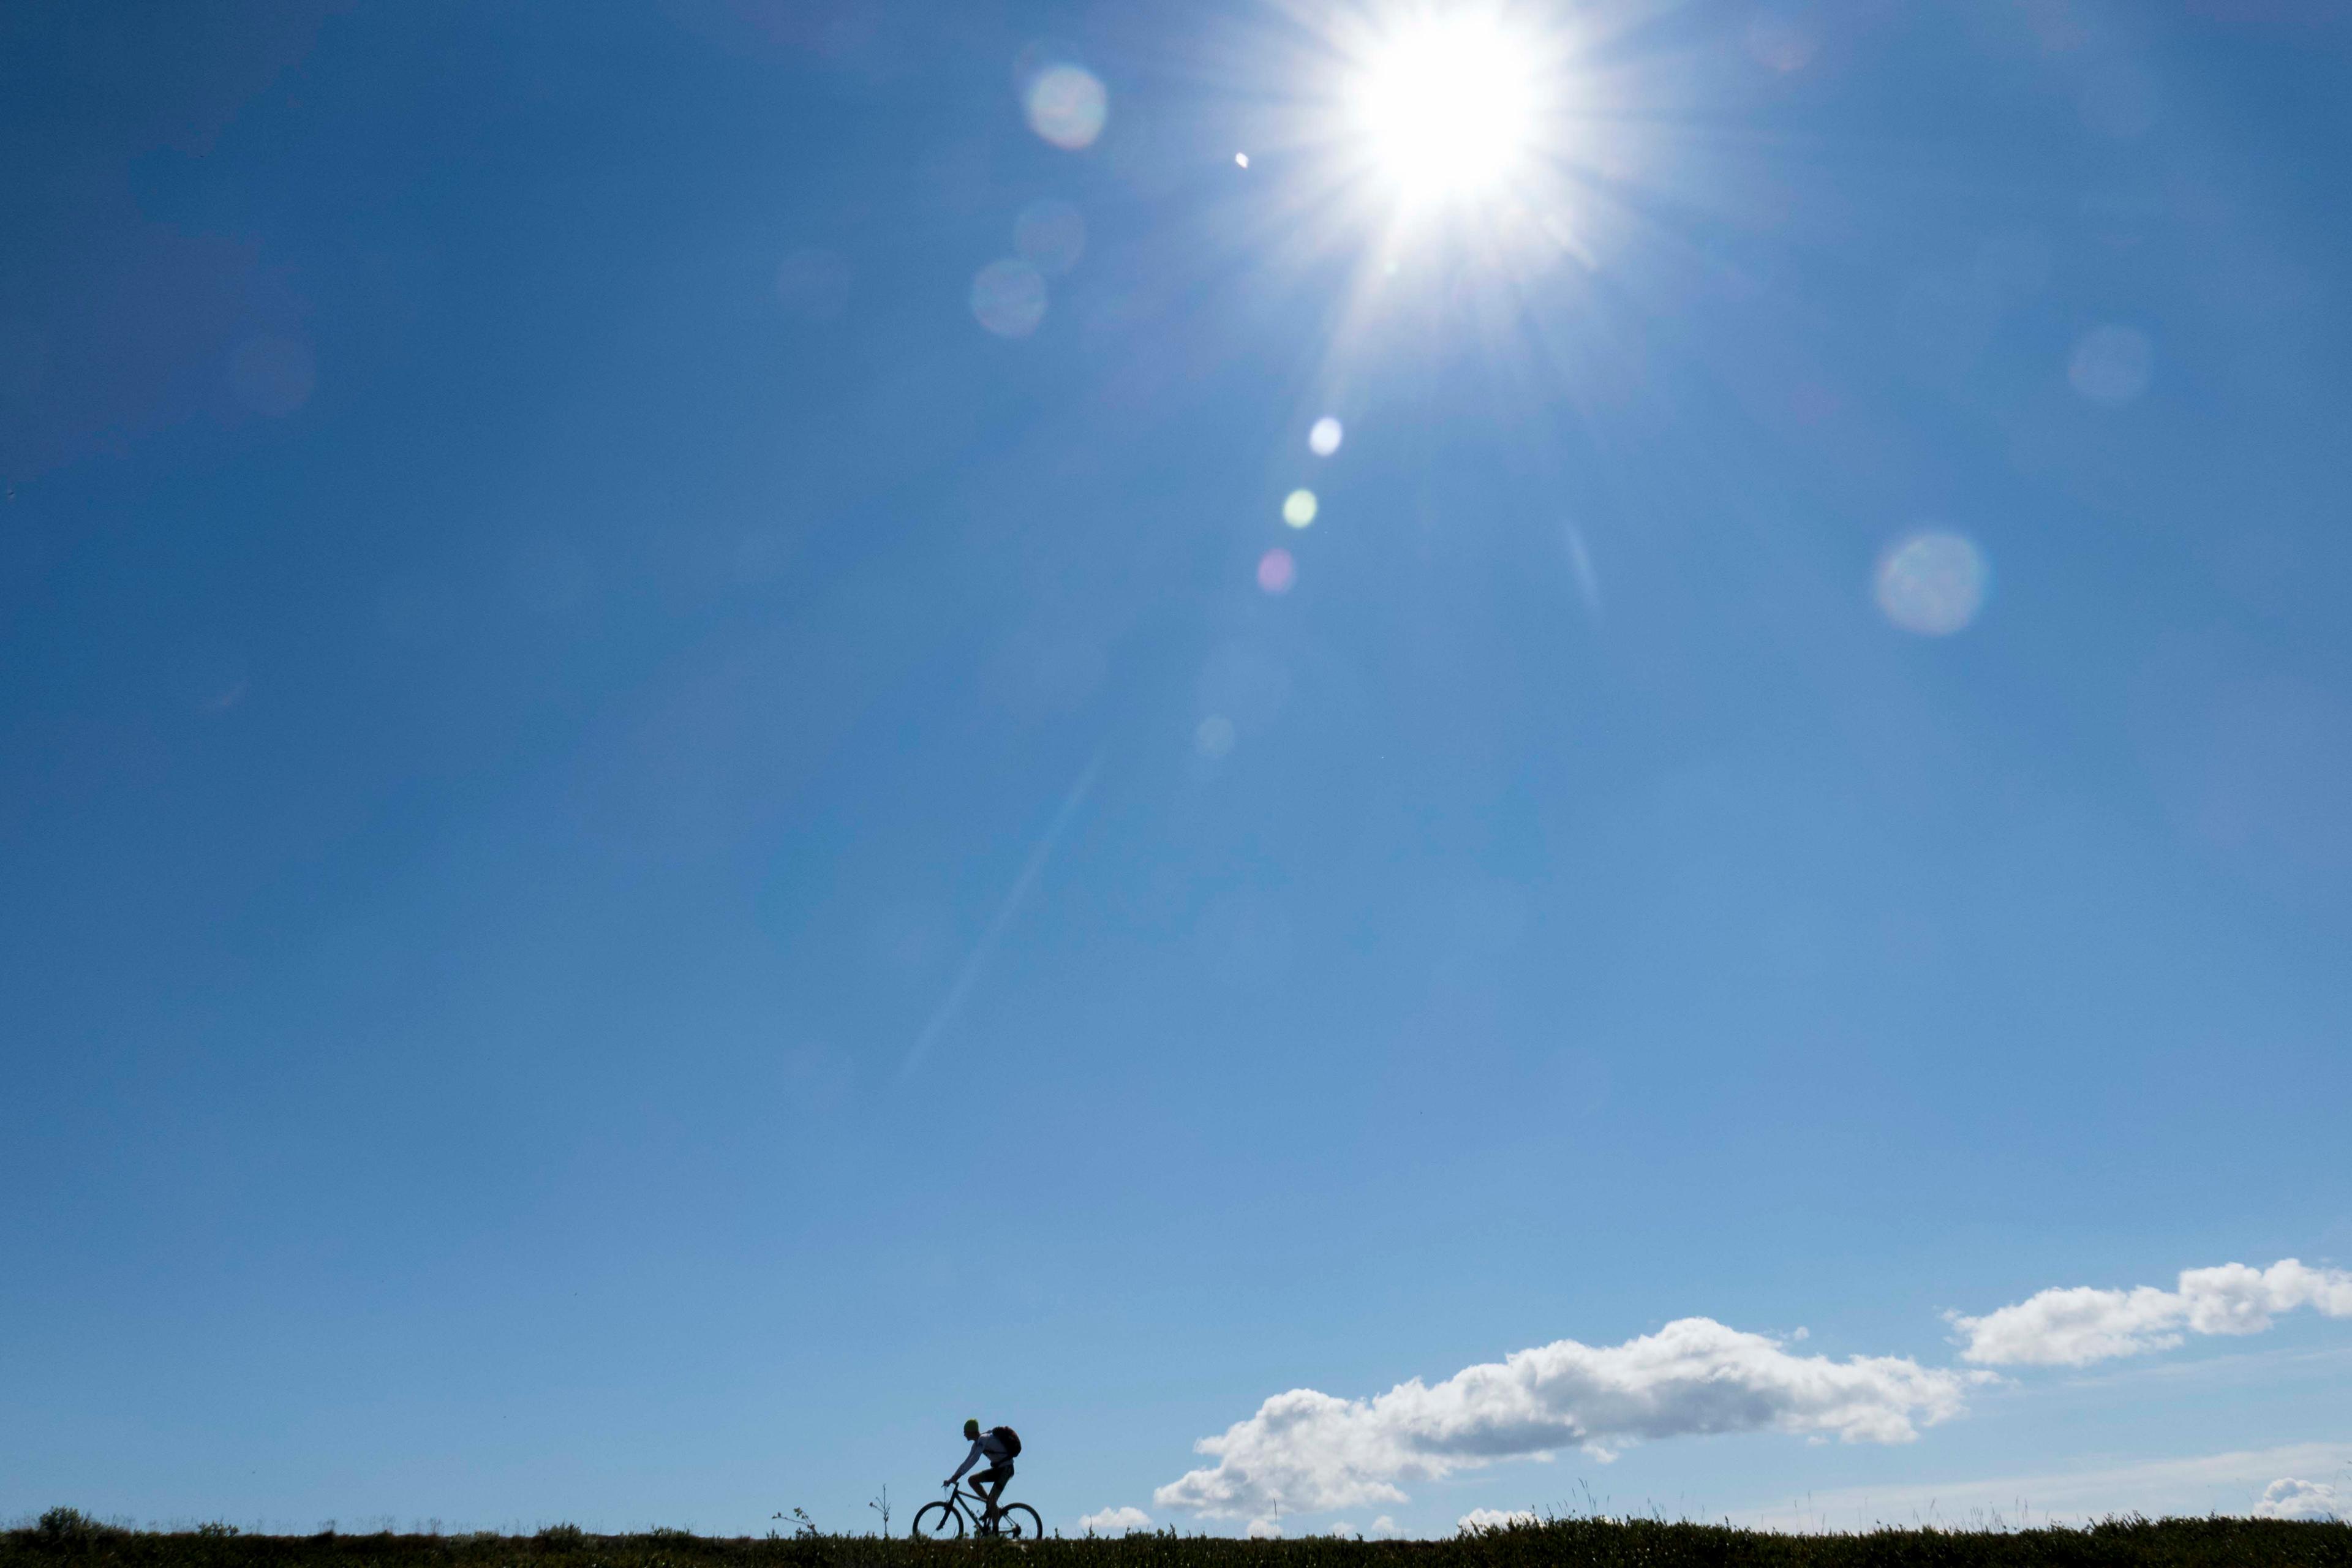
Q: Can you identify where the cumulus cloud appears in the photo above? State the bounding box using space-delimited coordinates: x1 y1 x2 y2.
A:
1950 1259 2352 1367
1153 1317 1975 1521
2254 1479 2341 1522
1459 1510 1540 1534
1076 1507 1153 1536
1246 1518 1283 1539
1727 1442 2352 1531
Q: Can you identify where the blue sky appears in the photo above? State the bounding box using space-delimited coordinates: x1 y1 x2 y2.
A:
4 0 2351 1539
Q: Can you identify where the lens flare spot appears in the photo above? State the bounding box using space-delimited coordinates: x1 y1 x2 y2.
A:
775 249 852 320
1746 10 1818 72
2069 325 2154 405
970 259 1048 337
1257 548 1297 595
1308 417 1344 456
2081 62 2161 140
1282 489 1319 529
227 335 315 417
1875 531 1989 636
1014 199 1086 276
1025 64 1107 150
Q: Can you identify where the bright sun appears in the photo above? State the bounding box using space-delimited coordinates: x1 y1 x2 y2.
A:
1349 12 1542 204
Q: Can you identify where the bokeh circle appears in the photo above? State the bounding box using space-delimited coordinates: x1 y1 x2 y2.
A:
1014 199 1087 275
1875 531 1989 636
1257 548 1297 595
970 259 1048 337
1025 65 1107 150
2068 325 2154 405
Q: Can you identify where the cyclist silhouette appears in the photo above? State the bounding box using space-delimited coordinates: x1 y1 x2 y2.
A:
945 1418 1018 1523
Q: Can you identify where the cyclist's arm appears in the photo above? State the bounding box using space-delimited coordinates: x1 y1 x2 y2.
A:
946 1439 984 1483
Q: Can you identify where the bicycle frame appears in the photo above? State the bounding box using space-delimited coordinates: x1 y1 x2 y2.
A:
913 1477 1037 1541
941 1484 1008 1534
945 1495 992 1542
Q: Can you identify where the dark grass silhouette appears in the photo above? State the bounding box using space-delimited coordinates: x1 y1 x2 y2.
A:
6 1511 2349 1568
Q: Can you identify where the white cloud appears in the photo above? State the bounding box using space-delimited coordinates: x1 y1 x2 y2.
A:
1732 1442 2352 1531
1245 1518 1283 1539
1459 1509 1540 1534
2255 1479 2342 1522
1076 1507 1153 1536
1369 1516 1398 1537
1951 1260 2352 1367
1327 1521 1359 1538
1153 1317 1977 1520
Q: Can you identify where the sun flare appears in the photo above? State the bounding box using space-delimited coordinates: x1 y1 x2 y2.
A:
1348 12 1544 203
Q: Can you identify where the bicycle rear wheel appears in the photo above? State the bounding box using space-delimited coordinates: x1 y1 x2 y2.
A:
911 1501 964 1540
996 1504 1042 1542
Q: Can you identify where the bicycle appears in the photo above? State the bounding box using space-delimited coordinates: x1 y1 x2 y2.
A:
910 1480 1042 1542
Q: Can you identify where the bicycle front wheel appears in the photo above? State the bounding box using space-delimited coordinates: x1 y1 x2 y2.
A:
911 1501 965 1540
996 1504 1042 1542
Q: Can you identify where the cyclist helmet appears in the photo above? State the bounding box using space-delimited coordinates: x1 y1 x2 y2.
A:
963 1418 981 1440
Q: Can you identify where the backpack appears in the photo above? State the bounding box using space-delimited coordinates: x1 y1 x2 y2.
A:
990 1425 1022 1458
